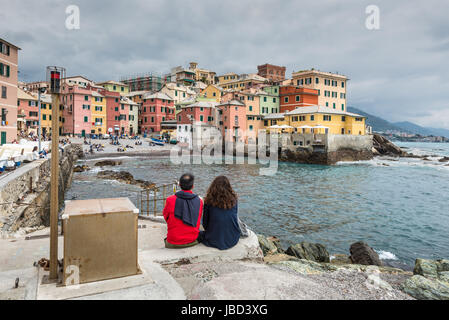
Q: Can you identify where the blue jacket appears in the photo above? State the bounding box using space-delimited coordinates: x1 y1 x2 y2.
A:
201 203 240 250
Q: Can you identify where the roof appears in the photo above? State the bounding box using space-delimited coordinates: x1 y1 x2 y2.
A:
263 113 286 120
0 38 21 50
292 69 348 80
217 99 245 107
125 90 151 97
142 92 174 101
17 88 37 101
96 80 128 86
91 91 104 98
163 83 196 95
285 105 365 117
120 96 138 105
184 101 218 109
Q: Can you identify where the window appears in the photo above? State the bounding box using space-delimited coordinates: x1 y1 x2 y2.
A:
84 95 89 101
323 115 332 121
333 103 336 109
1 86 6 99
264 97 267 102
284 97 289 103
249 106 253 111
310 115 315 121
200 115 204 121
115 107 119 112
342 82 345 88
341 116 346 122
315 78 319 84
296 96 300 102
84 116 88 122
273 98 276 103
249 125 253 131
342 104 345 110
43 115 46 120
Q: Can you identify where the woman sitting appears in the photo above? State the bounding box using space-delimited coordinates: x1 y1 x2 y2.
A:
199 176 241 250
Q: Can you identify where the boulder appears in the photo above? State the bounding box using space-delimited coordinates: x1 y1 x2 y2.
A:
372 134 407 157
330 254 352 265
438 157 449 162
97 170 155 189
401 275 449 300
270 259 338 275
286 242 330 263
257 234 278 256
414 259 439 279
267 236 284 253
349 241 382 266
95 160 123 167
73 165 90 172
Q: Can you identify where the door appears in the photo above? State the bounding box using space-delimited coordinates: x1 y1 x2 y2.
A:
81 130 86 137
1 132 6 145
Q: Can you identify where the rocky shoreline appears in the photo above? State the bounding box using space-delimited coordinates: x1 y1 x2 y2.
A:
256 234 449 300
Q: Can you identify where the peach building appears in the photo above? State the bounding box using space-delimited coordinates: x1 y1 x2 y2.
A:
0 38 20 144
61 85 93 136
217 100 247 142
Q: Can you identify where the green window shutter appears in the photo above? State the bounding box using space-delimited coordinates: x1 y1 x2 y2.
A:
6 65 10 77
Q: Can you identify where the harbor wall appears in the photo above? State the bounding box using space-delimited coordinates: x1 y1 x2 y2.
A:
0 144 82 234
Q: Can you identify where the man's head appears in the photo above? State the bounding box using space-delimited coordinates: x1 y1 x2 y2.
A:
179 173 194 191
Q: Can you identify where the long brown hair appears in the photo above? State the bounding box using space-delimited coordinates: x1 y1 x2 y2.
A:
204 176 238 209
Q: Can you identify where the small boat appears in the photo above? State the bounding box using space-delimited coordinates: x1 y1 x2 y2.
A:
150 138 165 146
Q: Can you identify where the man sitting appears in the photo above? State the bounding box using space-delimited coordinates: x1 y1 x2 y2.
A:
163 173 203 249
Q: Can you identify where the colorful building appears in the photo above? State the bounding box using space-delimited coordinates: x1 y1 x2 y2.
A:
61 85 93 136
291 69 348 111
124 97 139 135
200 84 223 102
257 63 286 82
0 38 20 144
160 83 196 104
279 85 319 113
264 106 366 135
96 80 129 96
17 88 38 133
140 92 175 133
91 91 107 135
188 62 216 85
216 100 247 142
260 86 280 115
218 73 268 91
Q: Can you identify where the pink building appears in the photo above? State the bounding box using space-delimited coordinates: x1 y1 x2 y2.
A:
0 38 20 144
140 92 175 133
61 85 92 136
177 101 218 126
217 100 247 142
17 88 38 132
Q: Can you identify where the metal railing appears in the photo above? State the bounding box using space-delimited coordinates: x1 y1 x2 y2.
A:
137 183 179 217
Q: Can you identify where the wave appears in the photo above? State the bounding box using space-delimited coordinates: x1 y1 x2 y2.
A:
377 250 398 260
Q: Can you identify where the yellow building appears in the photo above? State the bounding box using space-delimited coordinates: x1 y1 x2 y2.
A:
37 94 63 136
264 106 366 135
91 91 107 134
219 73 268 91
96 80 129 96
291 69 348 111
217 72 239 85
200 84 223 102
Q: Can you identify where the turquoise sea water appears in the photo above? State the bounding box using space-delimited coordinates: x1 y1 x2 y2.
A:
66 142 449 269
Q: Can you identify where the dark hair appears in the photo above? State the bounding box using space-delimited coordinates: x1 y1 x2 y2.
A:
204 176 237 209
179 173 194 191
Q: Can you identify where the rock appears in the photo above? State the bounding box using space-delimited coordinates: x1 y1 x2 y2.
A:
286 242 330 263
414 259 439 279
439 272 449 283
73 165 90 172
94 160 123 167
422 157 431 161
267 236 284 253
349 241 382 266
330 254 352 265
438 157 449 162
263 253 300 264
97 170 155 189
401 275 449 300
257 234 278 256
372 134 407 157
437 259 449 272
270 259 338 275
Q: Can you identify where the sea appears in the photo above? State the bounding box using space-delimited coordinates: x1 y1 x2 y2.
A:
66 141 449 269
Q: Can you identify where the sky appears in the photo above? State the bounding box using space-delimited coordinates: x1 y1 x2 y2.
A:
1 0 449 129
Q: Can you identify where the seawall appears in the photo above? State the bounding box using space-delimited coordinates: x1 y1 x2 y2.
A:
0 144 82 234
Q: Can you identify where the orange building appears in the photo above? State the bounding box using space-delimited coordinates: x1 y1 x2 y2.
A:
279 85 319 113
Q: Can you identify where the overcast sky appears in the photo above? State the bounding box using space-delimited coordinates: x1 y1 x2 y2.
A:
2 0 449 129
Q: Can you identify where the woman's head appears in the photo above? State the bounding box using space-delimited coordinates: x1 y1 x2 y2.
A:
204 176 237 209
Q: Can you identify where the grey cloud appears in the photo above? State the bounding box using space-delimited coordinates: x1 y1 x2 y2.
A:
1 0 449 129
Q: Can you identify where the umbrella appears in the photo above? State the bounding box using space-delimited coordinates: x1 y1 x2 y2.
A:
279 124 293 129
268 125 281 129
314 125 329 129
298 125 313 128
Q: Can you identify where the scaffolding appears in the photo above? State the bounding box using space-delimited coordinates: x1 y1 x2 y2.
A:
120 72 172 93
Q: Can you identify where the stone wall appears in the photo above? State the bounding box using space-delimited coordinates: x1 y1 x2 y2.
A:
0 144 81 234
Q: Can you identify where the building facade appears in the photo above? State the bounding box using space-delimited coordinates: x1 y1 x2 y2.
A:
279 85 319 113
96 81 129 96
91 91 107 135
61 85 93 136
257 63 286 82
0 38 20 144
291 69 348 111
17 88 38 133
140 92 175 133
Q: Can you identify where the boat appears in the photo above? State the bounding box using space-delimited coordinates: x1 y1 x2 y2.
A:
150 138 165 146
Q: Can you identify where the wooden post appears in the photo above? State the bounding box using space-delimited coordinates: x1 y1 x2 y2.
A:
49 94 60 280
